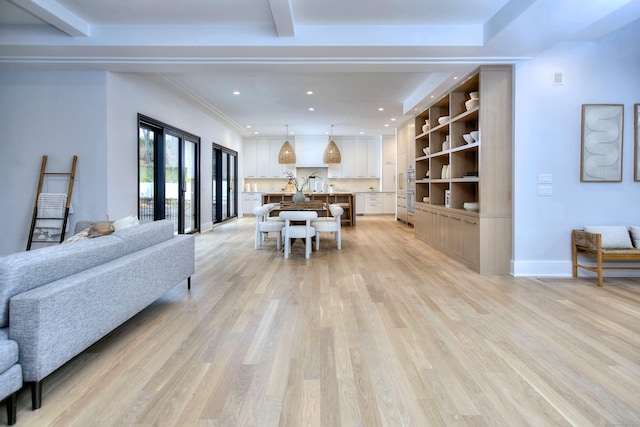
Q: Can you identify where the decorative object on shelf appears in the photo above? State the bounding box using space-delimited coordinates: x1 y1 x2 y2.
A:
422 124 429 133
465 99 479 111
423 147 430 155
278 124 296 164
443 140 450 151
635 104 639 181
470 130 479 142
438 116 450 125
425 170 430 178
323 124 341 164
445 190 451 208
463 202 479 212
469 91 479 100
580 104 623 182
465 171 479 177
293 191 306 203
463 133 474 144
423 197 430 203
441 165 449 179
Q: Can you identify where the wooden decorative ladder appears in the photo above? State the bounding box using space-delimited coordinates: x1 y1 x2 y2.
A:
26 155 78 250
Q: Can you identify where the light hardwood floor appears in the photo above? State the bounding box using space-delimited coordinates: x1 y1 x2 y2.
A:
9 215 640 426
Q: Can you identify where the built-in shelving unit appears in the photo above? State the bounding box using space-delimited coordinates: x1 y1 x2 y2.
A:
413 65 513 274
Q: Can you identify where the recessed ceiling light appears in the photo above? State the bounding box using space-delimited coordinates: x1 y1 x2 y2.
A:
391 118 396 121
360 132 364 135
453 76 458 80
233 91 240 95
246 125 251 128
308 107 315 111
378 107 384 111
384 124 389 127
254 131 259 135
307 91 313 95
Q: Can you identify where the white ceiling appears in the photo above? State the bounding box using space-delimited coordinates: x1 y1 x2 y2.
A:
1 0 639 137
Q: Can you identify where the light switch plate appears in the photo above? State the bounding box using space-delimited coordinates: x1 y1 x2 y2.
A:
538 173 552 184
538 185 552 196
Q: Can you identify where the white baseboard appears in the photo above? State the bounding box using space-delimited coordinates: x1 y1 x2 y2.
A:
512 260 640 278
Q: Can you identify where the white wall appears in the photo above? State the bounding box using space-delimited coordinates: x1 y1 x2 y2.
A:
512 19 640 276
0 70 108 255
0 70 243 256
105 73 243 230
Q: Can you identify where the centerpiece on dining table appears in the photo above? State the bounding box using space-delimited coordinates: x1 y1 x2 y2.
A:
283 170 318 203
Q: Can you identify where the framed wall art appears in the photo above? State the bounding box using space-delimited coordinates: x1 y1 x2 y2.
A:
635 104 640 181
580 104 624 182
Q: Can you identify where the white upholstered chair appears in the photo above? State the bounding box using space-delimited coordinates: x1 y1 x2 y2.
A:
279 211 318 259
312 204 343 250
254 205 284 250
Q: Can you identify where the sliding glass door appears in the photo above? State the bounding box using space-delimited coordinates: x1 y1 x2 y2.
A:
138 114 199 234
212 143 237 224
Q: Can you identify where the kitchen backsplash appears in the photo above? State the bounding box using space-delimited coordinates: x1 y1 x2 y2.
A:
244 175 381 193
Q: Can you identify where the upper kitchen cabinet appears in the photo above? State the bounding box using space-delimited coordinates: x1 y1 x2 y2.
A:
244 137 294 178
328 136 380 179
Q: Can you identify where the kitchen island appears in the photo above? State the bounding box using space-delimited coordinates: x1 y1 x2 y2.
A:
262 192 355 226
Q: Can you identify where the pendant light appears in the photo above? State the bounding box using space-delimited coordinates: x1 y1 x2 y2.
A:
323 124 341 164
278 124 296 164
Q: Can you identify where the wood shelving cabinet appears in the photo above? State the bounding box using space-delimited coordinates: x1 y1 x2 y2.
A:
413 65 512 274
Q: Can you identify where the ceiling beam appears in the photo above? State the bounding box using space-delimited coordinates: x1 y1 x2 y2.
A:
268 0 295 37
9 0 90 37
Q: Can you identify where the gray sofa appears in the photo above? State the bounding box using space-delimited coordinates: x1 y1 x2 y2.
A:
0 219 194 414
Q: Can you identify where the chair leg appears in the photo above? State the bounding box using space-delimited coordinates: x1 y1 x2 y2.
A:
316 233 320 250
336 229 341 250
276 231 282 250
305 236 311 259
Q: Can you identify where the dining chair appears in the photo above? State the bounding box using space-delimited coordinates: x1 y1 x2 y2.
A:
254 205 284 250
312 204 343 250
279 211 318 259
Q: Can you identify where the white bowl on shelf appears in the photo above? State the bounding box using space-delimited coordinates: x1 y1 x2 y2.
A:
469 91 479 100
438 116 450 125
462 133 474 144
465 99 479 111
470 130 479 141
463 202 479 212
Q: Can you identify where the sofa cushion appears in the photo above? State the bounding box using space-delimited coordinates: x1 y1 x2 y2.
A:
584 226 633 249
0 235 124 327
111 220 175 255
0 338 18 372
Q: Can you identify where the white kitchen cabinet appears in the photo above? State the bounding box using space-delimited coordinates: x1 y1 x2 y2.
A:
364 192 383 214
367 137 381 178
244 137 295 179
340 137 356 178
355 192 365 214
383 192 395 213
242 192 262 215
255 139 270 178
382 136 396 191
354 139 368 178
269 138 290 178
244 139 257 178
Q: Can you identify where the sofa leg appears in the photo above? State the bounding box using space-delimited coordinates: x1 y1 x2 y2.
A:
30 381 42 410
4 392 17 425
187 276 191 290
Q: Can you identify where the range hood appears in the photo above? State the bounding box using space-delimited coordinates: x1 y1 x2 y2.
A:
294 135 327 167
